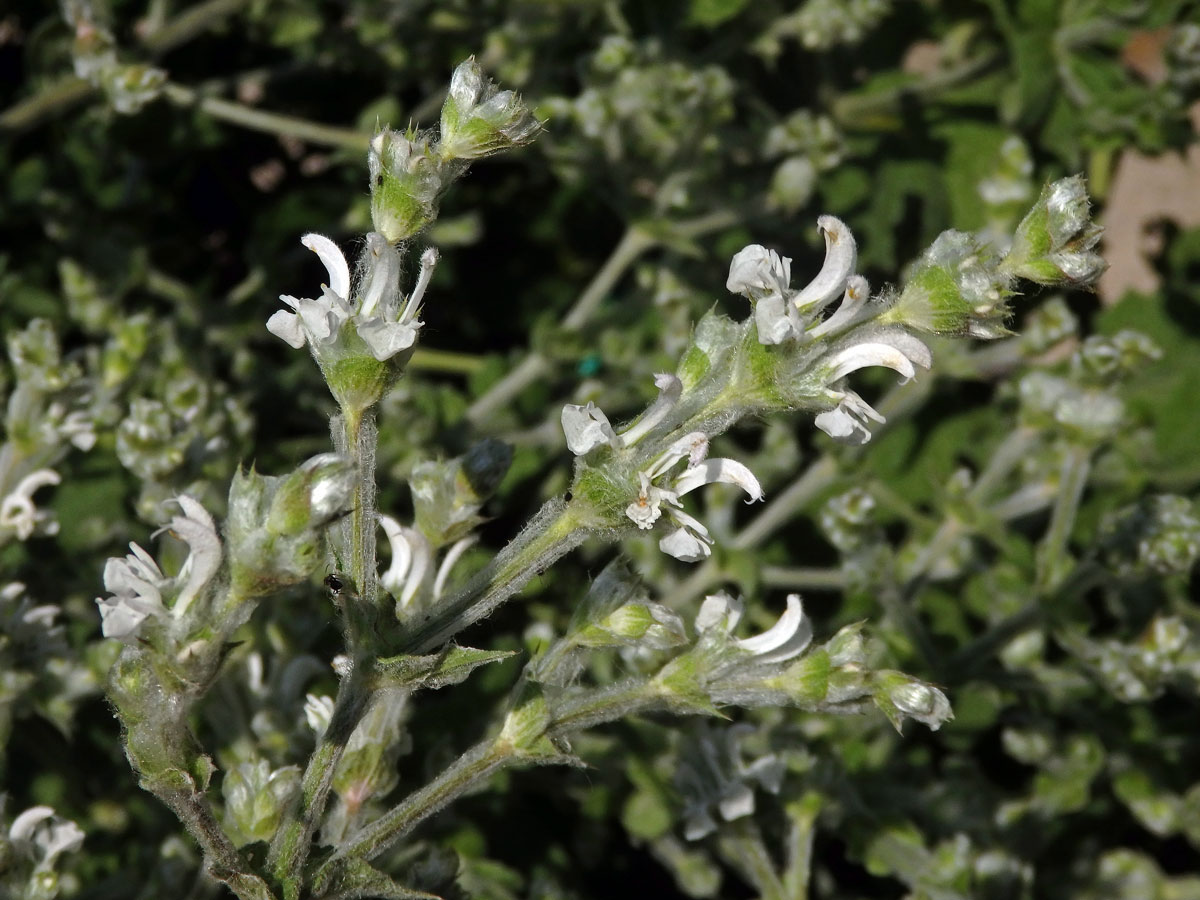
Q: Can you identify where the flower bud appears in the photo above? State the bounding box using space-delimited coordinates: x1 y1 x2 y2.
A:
267 453 357 536
575 601 688 651
221 760 301 847
872 670 953 732
886 230 1013 338
438 57 542 162
410 440 513 547
369 128 445 242
1004 176 1106 287
227 455 355 595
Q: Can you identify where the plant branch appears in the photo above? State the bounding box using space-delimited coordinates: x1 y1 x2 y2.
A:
0 0 251 133
162 82 370 150
398 498 591 653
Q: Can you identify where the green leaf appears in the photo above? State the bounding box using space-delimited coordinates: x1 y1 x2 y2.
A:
687 0 751 27
373 646 517 691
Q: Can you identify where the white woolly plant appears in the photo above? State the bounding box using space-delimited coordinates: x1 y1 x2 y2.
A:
90 57 1106 900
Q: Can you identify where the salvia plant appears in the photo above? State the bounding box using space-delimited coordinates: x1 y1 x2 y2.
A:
2 2 1199 899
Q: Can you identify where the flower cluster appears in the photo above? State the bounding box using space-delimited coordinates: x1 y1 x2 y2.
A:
561 374 764 562
726 217 933 444
95 495 221 641
268 233 437 367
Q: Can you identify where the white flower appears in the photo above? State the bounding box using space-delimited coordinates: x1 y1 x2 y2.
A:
624 435 764 563
813 328 932 444
697 592 813 665
560 373 684 456
560 402 620 455
727 216 858 345
378 513 432 610
806 274 870 341
267 233 435 362
0 469 61 540
619 373 683 446
95 495 221 640
814 390 886 445
8 805 84 867
304 693 335 736
793 215 857 312
727 244 792 300
727 245 802 344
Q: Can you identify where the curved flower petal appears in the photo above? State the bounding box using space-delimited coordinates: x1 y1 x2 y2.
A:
163 496 221 619
674 458 764 503
734 594 812 664
826 342 917 384
8 806 55 843
399 247 439 325
301 233 350 301
793 215 857 311
378 514 412 589
807 274 870 340
433 535 478 600
0 469 61 540
358 233 401 317
379 514 432 609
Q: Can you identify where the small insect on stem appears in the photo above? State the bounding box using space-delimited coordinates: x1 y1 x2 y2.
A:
324 572 357 604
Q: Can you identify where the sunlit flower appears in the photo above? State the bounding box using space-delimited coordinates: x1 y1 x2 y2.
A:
95 495 221 640
624 434 764 562
813 328 932 445
727 216 857 345
696 592 813 666
561 373 683 456
267 233 436 362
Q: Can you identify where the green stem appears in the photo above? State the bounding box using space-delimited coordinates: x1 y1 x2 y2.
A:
0 0 250 133
162 82 370 150
1036 443 1092 594
464 225 656 426
760 565 845 591
317 737 514 889
408 347 486 375
830 50 1000 128
0 78 94 133
269 409 381 896
321 677 658 884
717 819 787 900
139 0 251 54
399 498 590 653
268 667 371 899
782 793 821 900
157 784 276 900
